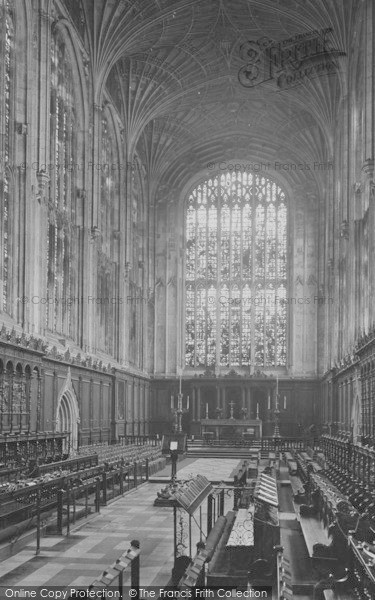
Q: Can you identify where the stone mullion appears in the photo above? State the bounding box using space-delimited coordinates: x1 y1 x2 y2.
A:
194 202 198 368
361 376 366 437
216 197 221 369
365 365 370 436
89 378 93 444
365 370 370 437
144 384 150 435
370 365 374 442
370 367 374 439
19 373 26 432
139 383 144 435
363 0 374 163
25 372 31 433
31 5 53 334
9 370 15 433
36 372 42 432
99 380 103 442
0 369 4 432
240 200 244 366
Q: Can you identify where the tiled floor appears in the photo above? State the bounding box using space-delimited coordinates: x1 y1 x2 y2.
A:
0 456 315 597
0 483 176 589
174 458 241 481
0 459 243 590
154 457 241 482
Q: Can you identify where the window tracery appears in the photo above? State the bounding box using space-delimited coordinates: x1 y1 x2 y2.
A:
1 0 14 314
97 110 120 355
185 172 287 368
47 32 77 334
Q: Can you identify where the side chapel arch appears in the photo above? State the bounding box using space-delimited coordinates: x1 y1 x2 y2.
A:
55 368 80 453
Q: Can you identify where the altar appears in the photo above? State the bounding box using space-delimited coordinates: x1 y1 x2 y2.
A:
201 419 262 440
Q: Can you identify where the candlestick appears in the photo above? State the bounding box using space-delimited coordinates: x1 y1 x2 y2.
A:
206 403 209 419
171 395 174 409
256 403 259 419
268 391 271 410
284 395 286 410
179 374 182 395
187 396 189 410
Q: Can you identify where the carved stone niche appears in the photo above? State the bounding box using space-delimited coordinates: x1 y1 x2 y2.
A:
353 182 362 197
36 170 50 202
340 220 349 239
362 158 374 180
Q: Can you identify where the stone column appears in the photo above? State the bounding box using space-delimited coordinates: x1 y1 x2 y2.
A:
127 380 133 436
89 378 93 443
99 380 103 442
36 371 42 433
52 371 58 433
197 387 201 421
247 387 252 419
216 385 221 414
192 387 196 421
345 379 350 431
222 387 226 418
141 383 146 435
144 384 150 436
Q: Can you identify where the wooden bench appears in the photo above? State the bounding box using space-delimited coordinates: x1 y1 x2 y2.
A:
310 461 322 473
289 475 306 502
299 514 336 564
299 515 329 557
226 507 254 573
231 461 248 486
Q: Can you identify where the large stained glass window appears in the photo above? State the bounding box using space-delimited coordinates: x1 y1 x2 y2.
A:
185 172 287 368
47 32 77 333
1 1 13 314
97 111 120 355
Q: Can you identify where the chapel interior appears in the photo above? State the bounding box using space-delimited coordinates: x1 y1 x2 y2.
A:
0 0 374 598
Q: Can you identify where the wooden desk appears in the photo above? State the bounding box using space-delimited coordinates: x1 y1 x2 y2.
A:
226 507 254 572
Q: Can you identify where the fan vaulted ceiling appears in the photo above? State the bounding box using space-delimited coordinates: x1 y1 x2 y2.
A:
80 0 362 200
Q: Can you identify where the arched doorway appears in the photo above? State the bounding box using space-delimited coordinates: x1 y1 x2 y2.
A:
56 369 80 454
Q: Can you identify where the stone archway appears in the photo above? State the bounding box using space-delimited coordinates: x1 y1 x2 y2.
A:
56 368 80 454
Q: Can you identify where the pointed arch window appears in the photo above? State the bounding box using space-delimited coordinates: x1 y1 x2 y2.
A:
47 32 77 333
1 0 14 314
185 172 287 368
97 109 120 355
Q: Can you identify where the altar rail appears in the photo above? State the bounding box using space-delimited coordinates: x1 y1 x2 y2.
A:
201 436 317 450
